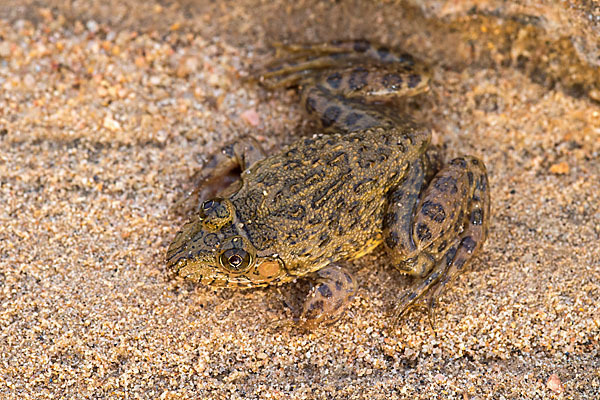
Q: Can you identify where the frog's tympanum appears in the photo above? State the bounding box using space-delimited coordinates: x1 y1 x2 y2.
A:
167 40 490 329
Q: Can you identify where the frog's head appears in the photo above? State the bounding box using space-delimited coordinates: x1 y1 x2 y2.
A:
166 197 286 287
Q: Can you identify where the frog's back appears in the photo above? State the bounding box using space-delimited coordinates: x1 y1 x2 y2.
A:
231 126 420 275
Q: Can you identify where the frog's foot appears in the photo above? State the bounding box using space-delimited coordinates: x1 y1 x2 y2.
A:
299 265 357 330
385 156 490 326
170 136 266 216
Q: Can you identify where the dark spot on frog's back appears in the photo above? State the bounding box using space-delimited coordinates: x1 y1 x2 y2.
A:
376 147 390 162
255 171 278 186
285 227 304 245
318 232 331 247
321 106 342 127
304 168 325 186
353 177 376 194
303 137 317 147
328 214 343 235
349 68 369 91
276 204 306 221
244 221 276 250
308 214 323 225
311 178 345 209
242 189 264 210
326 150 348 168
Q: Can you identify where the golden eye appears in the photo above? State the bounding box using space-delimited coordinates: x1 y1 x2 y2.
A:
219 248 251 272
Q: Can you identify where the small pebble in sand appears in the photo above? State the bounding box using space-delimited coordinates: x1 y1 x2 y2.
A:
0 41 11 57
241 108 260 126
549 161 570 175
546 373 564 394
103 115 121 132
176 56 199 78
86 20 99 33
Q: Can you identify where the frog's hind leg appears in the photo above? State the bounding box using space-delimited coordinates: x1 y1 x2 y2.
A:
385 156 490 325
257 39 430 95
300 63 432 134
257 40 431 133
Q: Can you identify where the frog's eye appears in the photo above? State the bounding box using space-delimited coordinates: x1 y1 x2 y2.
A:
201 199 215 211
199 198 220 219
218 236 256 273
198 197 234 230
219 248 252 271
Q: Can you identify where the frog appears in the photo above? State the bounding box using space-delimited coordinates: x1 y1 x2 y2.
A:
166 39 490 329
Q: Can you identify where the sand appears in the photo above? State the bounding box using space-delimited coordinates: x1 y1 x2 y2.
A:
0 1 598 399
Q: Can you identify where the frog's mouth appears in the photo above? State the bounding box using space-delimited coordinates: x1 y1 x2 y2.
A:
199 256 287 288
166 216 222 281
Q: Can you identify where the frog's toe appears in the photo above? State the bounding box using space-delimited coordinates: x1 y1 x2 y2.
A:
299 265 357 330
391 295 438 330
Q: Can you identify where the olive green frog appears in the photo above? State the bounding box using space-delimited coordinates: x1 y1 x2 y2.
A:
167 40 490 328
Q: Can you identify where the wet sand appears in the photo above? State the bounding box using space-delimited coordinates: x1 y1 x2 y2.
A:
1 1 598 398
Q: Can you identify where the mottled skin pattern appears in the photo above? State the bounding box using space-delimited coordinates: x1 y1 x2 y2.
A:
167 40 490 328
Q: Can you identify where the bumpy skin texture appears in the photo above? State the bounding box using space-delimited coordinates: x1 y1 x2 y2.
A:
167 40 490 328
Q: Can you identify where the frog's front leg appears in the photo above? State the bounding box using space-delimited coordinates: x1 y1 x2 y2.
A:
173 136 266 215
299 265 357 330
384 156 490 324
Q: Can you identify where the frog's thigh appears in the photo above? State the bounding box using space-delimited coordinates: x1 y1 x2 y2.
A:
300 265 357 329
385 156 490 320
